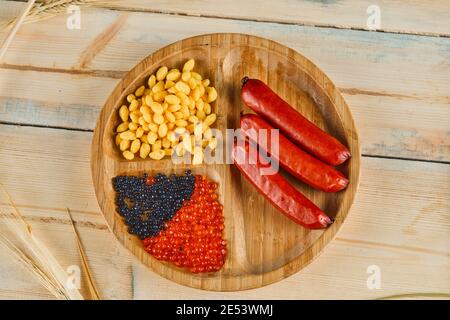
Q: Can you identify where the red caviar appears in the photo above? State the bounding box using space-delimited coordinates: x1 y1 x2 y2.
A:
143 175 226 273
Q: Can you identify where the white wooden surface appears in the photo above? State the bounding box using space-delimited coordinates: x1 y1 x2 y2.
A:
0 0 448 299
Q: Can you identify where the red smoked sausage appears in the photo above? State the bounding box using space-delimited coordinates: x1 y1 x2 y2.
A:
232 141 333 229
241 77 351 166
240 114 348 192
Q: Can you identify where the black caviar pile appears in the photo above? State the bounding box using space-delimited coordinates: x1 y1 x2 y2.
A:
112 171 195 239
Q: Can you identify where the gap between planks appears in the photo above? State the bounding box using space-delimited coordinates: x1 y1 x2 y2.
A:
97 4 450 38
0 121 448 165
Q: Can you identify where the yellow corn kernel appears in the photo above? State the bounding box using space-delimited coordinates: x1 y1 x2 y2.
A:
130 139 141 153
152 80 165 93
175 81 190 95
171 140 178 148
164 80 175 89
167 122 175 130
120 130 136 140
198 84 206 97
191 72 202 80
188 77 197 90
181 71 191 82
116 122 129 133
138 116 146 126
181 105 190 118
145 95 153 106
207 87 217 102
204 102 212 114
152 139 162 151
174 111 184 120
153 91 167 102
153 113 164 125
188 115 199 123
188 97 196 110
204 113 217 126
176 92 190 105
164 148 173 156
143 112 152 124
165 94 181 105
140 105 150 115
144 88 151 95
135 85 145 97
142 123 149 132
119 139 130 151
167 87 177 94
149 149 165 160
196 99 204 111
156 66 168 81
115 134 121 146
183 59 195 72
140 143 150 159
158 123 168 138
202 79 210 87
166 69 181 81
130 113 140 124
128 122 138 131
149 123 158 133
141 135 148 144
127 94 136 103
162 137 171 149
136 127 144 138
168 104 181 112
191 87 201 101
147 131 158 144
196 109 206 121
162 102 169 111
150 102 163 114
165 111 176 123
129 99 139 112
148 75 156 88
123 150 134 160
119 105 129 122
186 124 195 133
175 119 188 127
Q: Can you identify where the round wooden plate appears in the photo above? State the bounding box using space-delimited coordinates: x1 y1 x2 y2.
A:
91 33 361 291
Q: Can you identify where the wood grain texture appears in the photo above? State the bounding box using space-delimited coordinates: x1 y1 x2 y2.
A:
0 9 449 161
0 0 448 300
93 0 450 36
0 124 448 298
91 33 361 290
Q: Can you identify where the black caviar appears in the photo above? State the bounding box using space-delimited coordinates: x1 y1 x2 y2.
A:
112 170 195 239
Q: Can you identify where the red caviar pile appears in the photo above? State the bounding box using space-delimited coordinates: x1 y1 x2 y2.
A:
143 175 226 273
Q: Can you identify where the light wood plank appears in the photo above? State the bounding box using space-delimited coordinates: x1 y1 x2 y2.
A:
0 10 448 161
30 0 450 36
0 124 448 298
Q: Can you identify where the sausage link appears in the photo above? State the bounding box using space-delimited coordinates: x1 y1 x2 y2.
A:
241 77 351 166
232 141 333 229
240 114 348 192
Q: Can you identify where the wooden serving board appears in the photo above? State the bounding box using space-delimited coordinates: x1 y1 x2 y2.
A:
91 33 361 291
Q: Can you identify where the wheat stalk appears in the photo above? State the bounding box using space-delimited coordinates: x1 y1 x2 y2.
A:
0 184 84 300
67 208 101 300
3 0 112 29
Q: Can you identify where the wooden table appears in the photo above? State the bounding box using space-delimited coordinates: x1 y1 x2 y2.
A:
0 0 448 300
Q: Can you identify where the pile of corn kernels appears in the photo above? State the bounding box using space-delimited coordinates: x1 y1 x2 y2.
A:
115 59 218 163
